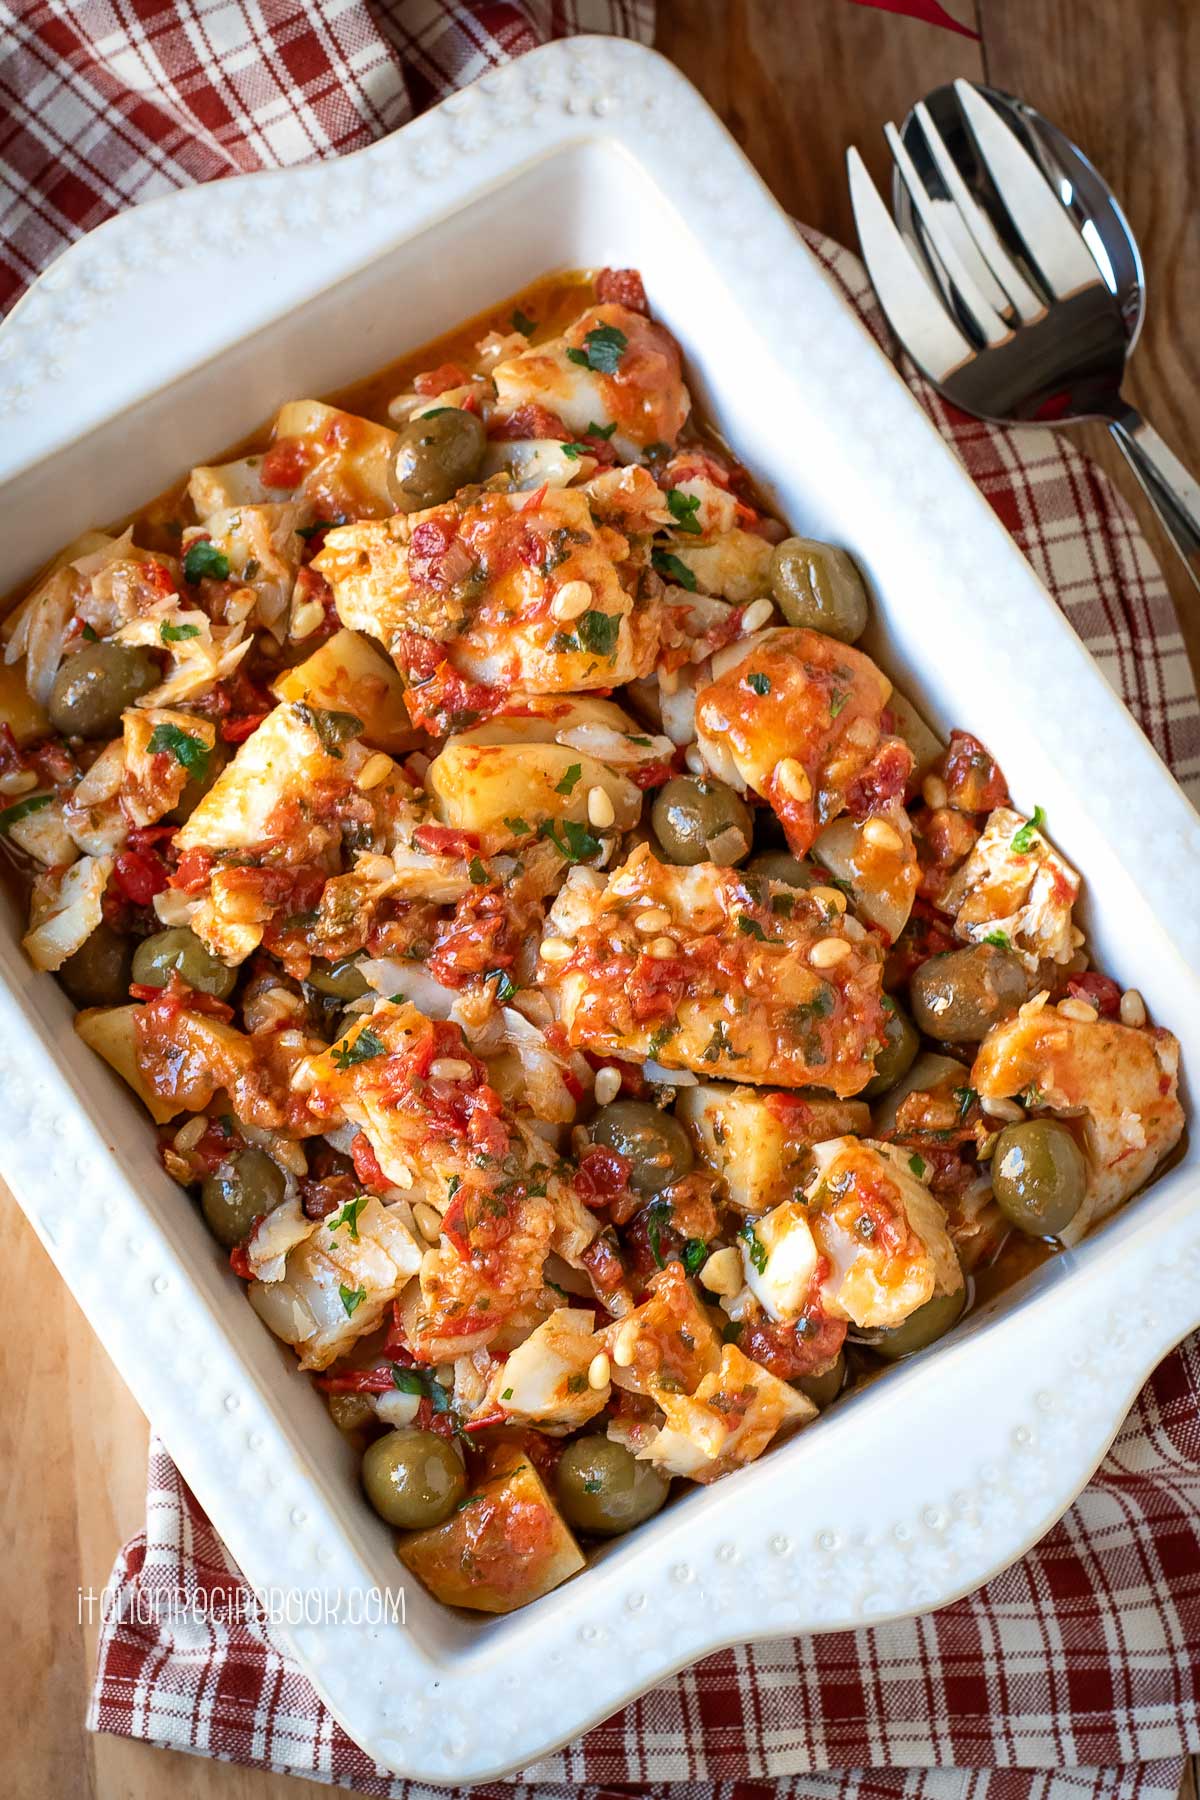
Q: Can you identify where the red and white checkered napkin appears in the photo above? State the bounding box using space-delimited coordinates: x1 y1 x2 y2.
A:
4 3 1199 1796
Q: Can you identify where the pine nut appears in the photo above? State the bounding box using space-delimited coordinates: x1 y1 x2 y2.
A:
810 936 852 969
635 908 672 934
391 1164 414 1191
740 597 775 633
430 1057 473 1082
594 1066 621 1105
173 1115 208 1153
775 757 812 803
540 936 574 962
1120 988 1147 1028
659 665 681 696
355 752 392 791
921 774 948 811
413 1202 443 1244
862 816 903 853
684 743 706 775
550 579 592 621
0 768 38 797
587 785 615 829
274 1140 308 1177
981 1095 1025 1122
1057 996 1098 1023
699 1245 742 1296
290 597 326 640
587 1351 611 1390
809 885 847 913
611 1321 639 1368
648 936 678 958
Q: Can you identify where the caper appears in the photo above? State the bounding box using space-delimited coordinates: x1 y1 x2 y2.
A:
200 1148 286 1247
167 741 227 825
651 775 753 866
863 1003 920 1099
362 1428 466 1529
387 408 486 513
770 536 869 642
991 1118 1087 1237
909 944 1030 1042
795 1351 845 1409
307 956 369 1000
554 1435 670 1536
57 921 133 1008
47 642 160 739
592 1100 694 1197
131 927 237 1000
747 850 817 887
866 1283 967 1362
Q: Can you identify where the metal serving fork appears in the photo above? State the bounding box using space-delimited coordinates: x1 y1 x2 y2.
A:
847 79 1200 594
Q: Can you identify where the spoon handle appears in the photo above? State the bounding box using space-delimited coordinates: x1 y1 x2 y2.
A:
1109 406 1200 596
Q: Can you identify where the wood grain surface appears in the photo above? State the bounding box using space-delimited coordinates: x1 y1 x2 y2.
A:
3 3 1198 1794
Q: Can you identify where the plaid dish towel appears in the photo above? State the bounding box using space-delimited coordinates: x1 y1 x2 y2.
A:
2 3 1198 1797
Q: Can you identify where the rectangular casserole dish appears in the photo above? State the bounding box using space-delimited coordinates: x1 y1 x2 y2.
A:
1 37 1198 1781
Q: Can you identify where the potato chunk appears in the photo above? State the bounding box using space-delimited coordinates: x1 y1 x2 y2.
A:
695 627 912 857
803 1137 964 1328
266 399 399 518
595 1262 721 1398
941 807 1080 972
677 1083 870 1213
427 737 640 849
971 1008 1184 1242
175 702 355 857
398 1444 584 1614
272 627 419 755
315 486 658 699
538 845 888 1094
639 1344 815 1483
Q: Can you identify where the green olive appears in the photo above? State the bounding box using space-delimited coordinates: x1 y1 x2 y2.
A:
863 1004 920 1100
909 944 1030 1042
167 741 227 825
867 1282 967 1362
651 775 753 866
770 537 869 642
200 1148 286 1247
991 1119 1087 1237
131 927 237 1000
47 642 160 738
747 850 817 887
57 921 134 1007
554 1436 670 1536
307 956 369 1000
327 1392 378 1434
387 409 486 513
592 1099 694 1197
795 1351 845 1409
362 1428 466 1529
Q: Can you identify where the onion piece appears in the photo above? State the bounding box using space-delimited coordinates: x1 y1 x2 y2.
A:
643 1058 698 1086
358 958 457 1019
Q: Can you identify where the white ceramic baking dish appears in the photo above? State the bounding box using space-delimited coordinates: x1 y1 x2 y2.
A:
1 35 1198 1782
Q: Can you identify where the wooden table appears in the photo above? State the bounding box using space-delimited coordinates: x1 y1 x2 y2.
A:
3 3 1197 1793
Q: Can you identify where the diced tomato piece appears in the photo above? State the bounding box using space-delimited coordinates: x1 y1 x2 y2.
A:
112 847 168 906
412 823 481 859
595 267 649 313
350 1132 388 1194
414 362 469 397
261 436 316 489
943 731 1009 814
1067 971 1122 1018
574 1145 632 1208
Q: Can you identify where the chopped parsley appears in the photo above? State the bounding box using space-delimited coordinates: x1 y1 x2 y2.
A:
329 1195 368 1240
771 892 796 917
647 1021 678 1057
501 1387 514 1401
566 1372 588 1394
468 855 489 885
560 443 590 460
953 1085 978 1120
666 488 703 535
446 1174 462 1201
625 734 652 747
331 1027 385 1071
746 671 771 696
829 688 850 719
682 1238 708 1276
587 419 617 439
1011 806 1046 854
0 792 52 834
701 1021 738 1063
1023 1084 1045 1108
577 609 620 660
740 1221 767 1274
736 914 766 940
538 818 601 863
81 623 99 642
982 929 1012 949
503 815 531 835
565 322 628 373
391 1366 452 1411
511 308 536 336
160 621 200 643
338 1283 367 1318
147 722 210 780
554 762 583 796
908 1153 927 1179
646 1199 671 1269
183 539 230 583
293 703 363 758
652 549 697 590
487 969 516 1002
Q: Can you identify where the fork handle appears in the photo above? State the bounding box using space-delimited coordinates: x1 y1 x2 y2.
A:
1109 406 1200 595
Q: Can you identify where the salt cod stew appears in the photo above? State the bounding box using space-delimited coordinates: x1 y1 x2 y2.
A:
0 269 1184 1614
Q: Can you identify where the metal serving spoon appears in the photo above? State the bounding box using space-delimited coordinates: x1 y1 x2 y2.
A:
848 80 1200 593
